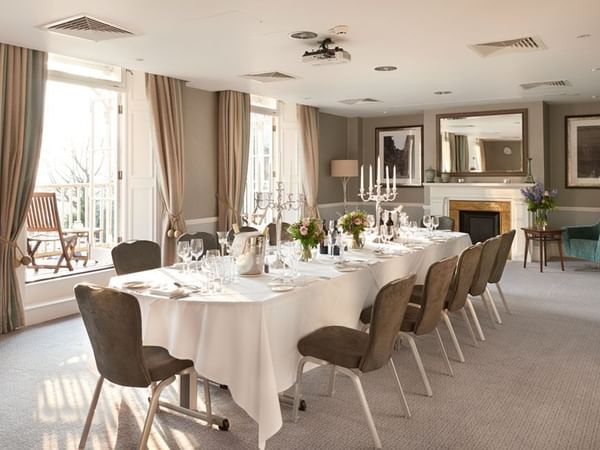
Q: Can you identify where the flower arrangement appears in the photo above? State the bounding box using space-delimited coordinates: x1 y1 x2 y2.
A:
288 217 325 260
338 210 369 248
520 183 558 229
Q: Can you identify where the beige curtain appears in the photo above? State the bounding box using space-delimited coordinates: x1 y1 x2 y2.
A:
146 74 186 266
297 104 320 218
217 90 250 230
0 44 47 334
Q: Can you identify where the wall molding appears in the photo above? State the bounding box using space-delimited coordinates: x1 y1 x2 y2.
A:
186 216 218 226
554 206 600 213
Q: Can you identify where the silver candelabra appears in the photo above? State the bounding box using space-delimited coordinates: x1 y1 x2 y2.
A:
254 181 305 268
358 158 397 242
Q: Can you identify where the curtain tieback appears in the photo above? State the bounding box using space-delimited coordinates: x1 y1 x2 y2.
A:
0 236 32 267
165 210 185 238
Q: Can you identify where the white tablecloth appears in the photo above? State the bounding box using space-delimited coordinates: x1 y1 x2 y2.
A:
109 232 470 448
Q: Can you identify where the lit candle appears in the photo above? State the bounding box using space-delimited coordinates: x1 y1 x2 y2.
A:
386 165 390 190
369 165 373 191
393 165 396 187
360 164 364 192
377 156 381 184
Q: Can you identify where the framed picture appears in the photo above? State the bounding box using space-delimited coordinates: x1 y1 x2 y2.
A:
566 115 600 188
376 125 423 187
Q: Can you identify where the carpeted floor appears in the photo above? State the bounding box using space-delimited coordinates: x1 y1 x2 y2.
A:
2 261 600 449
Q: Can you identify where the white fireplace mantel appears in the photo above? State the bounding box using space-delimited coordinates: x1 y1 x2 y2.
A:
424 182 532 259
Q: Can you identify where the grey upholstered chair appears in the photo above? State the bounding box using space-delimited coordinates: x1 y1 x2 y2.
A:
267 222 292 246
111 240 161 275
226 226 258 244
468 235 503 339
177 232 219 258
293 275 416 449
488 230 516 314
75 283 207 450
408 244 482 363
361 256 457 397
420 215 454 231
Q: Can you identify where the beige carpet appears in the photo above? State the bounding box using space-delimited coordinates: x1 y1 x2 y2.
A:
2 261 600 449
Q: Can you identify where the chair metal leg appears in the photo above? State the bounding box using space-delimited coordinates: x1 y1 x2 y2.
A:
293 357 309 423
202 377 213 425
441 311 465 363
401 332 433 397
388 359 411 418
338 367 382 449
484 287 503 325
79 376 104 449
139 376 175 450
459 308 479 347
465 298 485 341
478 293 498 329
328 365 337 397
434 327 454 376
496 282 512 315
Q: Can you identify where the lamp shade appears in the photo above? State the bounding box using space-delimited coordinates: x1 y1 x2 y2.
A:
331 159 358 177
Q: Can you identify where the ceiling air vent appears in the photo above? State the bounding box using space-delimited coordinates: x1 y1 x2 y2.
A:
470 36 546 57
520 80 571 90
339 98 382 105
240 72 298 83
41 15 135 42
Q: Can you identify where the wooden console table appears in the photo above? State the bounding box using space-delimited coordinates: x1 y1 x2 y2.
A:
522 227 565 273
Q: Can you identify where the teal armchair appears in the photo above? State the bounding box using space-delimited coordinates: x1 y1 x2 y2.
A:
562 222 600 262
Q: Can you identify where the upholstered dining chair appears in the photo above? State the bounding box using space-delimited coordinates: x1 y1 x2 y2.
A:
468 235 502 339
488 230 516 314
407 244 482 363
111 240 161 275
74 283 209 450
420 215 455 231
267 222 293 245
293 275 416 449
562 221 600 266
177 232 219 258
361 256 457 397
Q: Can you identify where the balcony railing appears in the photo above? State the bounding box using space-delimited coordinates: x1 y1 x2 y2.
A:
35 182 117 248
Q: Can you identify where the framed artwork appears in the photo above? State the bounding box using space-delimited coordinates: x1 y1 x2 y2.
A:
566 115 600 188
376 125 423 187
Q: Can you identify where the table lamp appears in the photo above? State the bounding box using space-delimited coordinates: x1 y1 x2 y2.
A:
331 159 358 213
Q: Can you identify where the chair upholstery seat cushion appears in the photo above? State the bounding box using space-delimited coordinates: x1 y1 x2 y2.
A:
400 304 421 332
567 238 599 261
297 326 369 369
142 346 193 382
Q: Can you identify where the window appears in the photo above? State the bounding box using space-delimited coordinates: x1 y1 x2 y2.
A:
27 55 123 282
242 95 302 225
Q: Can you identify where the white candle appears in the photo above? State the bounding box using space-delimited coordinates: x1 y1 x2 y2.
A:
377 156 381 184
386 165 390 190
393 165 396 187
369 165 373 191
360 164 364 192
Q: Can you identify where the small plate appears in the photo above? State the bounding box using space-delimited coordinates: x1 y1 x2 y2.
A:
271 284 295 292
122 281 148 289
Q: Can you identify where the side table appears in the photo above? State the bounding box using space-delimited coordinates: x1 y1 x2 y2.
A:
521 227 565 273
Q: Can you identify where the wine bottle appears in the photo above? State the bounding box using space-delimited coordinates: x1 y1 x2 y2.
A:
319 220 329 254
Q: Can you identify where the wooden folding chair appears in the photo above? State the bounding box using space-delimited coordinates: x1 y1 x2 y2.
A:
26 192 77 273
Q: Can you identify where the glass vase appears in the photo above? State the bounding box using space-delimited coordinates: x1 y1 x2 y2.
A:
300 245 313 262
351 232 365 249
535 209 548 230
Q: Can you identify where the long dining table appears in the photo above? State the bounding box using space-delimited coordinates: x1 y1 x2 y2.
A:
109 231 471 449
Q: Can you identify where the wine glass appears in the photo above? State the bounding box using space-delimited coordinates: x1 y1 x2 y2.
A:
190 238 204 265
367 214 375 232
422 215 431 233
216 231 227 255
431 216 440 233
176 241 191 272
408 221 418 242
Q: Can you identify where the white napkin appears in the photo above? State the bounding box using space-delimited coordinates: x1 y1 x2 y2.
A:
148 286 186 298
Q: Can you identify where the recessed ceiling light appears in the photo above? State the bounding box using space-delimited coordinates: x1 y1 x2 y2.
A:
593 95 599 99
434 90 453 95
576 33 591 39
374 65 397 72
135 58 144 61
383 111 388 114
592 67 600 72
289 31 318 40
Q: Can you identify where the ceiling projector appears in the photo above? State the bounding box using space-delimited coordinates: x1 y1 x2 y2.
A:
302 38 351 65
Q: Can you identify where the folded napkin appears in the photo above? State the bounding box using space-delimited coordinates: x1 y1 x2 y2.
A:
148 286 186 298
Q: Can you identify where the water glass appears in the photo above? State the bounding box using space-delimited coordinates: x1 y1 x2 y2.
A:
190 238 204 261
432 216 440 232
176 241 191 271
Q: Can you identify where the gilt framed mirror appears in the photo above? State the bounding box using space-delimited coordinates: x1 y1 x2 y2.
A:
436 109 528 176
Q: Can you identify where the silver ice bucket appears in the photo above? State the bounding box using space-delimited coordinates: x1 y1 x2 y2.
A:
236 234 267 276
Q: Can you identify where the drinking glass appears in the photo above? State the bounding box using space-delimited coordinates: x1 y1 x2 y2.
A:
206 249 221 258
431 216 440 232
367 214 375 233
190 238 204 264
176 241 190 271
422 215 431 232
408 221 418 242
216 231 227 255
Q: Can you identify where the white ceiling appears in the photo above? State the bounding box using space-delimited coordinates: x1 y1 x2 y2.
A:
1 0 599 117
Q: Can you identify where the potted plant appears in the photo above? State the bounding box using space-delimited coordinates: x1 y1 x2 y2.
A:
288 217 325 261
338 210 369 248
520 183 558 229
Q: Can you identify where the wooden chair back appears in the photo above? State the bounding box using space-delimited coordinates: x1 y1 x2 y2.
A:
27 192 64 234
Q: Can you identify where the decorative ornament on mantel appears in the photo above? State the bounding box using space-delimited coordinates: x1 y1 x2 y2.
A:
524 157 535 183
424 166 436 183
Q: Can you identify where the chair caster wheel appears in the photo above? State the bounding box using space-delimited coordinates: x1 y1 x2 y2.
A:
299 400 307 411
218 419 230 431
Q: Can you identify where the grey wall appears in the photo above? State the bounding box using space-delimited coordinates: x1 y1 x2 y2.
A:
360 113 425 204
547 102 600 208
182 86 218 221
482 141 522 171
318 112 348 204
